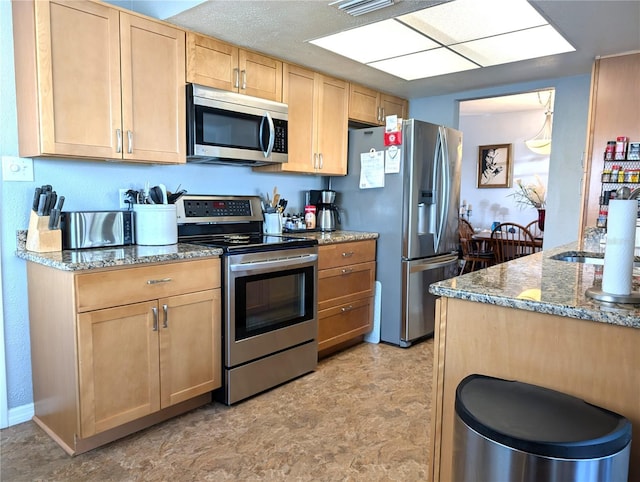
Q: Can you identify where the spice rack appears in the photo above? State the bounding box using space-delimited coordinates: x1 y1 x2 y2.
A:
597 137 640 228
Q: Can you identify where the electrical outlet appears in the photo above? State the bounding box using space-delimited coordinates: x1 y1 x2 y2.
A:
119 189 129 209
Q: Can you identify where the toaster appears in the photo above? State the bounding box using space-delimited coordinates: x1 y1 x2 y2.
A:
60 211 134 249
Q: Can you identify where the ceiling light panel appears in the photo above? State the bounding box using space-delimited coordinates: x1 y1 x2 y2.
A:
398 0 548 45
309 19 439 63
451 25 576 66
368 48 479 80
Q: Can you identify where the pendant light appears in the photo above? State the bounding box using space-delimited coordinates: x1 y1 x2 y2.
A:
525 91 553 155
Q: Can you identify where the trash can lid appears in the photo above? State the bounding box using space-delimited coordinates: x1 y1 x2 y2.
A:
455 374 632 459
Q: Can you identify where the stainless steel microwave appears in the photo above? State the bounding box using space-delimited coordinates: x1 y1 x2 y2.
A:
186 84 288 166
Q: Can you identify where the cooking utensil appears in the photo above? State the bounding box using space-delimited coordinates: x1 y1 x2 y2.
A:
167 190 186 204
158 184 168 204
149 186 163 204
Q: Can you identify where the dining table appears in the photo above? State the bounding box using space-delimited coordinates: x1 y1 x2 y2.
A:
472 229 543 248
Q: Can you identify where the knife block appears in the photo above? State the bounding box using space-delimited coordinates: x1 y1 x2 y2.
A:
26 211 61 253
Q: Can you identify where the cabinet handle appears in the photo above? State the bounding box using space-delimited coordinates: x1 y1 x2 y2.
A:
152 306 158 331
241 70 247 90
116 129 122 153
162 304 168 329
341 251 354 258
380 107 385 121
377 106 382 122
341 268 353 274
127 130 133 154
234 68 240 89
147 277 172 285
313 153 318 169
319 153 324 169
341 305 353 312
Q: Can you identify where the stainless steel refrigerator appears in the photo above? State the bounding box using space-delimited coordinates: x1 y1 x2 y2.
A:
331 119 462 347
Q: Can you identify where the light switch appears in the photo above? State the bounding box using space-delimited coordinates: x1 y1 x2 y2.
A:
2 156 34 182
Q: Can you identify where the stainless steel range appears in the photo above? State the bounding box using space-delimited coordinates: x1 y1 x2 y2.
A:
176 195 318 405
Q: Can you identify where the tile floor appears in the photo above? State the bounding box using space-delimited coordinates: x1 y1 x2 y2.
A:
1 339 433 481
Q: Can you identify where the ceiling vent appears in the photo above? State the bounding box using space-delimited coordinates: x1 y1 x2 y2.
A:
330 0 394 16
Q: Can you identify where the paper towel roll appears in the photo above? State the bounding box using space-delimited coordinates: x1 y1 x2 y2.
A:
602 199 636 295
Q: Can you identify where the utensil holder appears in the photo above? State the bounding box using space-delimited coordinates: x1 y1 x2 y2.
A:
26 211 61 252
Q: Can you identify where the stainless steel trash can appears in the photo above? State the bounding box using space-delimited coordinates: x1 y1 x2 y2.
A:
453 374 632 482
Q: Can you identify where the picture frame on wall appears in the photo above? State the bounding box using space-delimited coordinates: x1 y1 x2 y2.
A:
477 144 512 188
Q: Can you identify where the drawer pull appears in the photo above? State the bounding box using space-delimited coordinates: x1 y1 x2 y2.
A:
152 306 158 331
341 268 353 274
147 277 172 285
162 304 169 328
341 305 353 312
341 251 354 258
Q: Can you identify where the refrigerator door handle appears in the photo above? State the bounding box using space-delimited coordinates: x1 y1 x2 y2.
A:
433 127 451 253
408 254 458 273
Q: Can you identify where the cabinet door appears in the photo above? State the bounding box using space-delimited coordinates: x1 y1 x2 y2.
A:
349 83 382 125
77 301 160 437
318 297 373 352
186 33 239 92
239 50 283 101
316 74 349 175
158 290 221 408
282 64 317 173
120 13 186 163
381 93 408 121
318 261 376 311
24 0 122 159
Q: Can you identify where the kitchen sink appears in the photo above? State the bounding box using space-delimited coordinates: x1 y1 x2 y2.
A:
551 251 640 268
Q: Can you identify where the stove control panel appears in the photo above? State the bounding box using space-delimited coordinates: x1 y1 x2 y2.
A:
176 195 263 224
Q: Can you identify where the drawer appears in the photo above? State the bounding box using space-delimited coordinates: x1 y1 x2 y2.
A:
75 258 220 312
318 240 376 270
317 261 375 311
317 297 373 352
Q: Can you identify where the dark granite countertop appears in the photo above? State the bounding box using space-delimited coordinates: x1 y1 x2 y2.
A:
288 230 379 244
14 230 378 271
429 231 640 330
15 231 222 271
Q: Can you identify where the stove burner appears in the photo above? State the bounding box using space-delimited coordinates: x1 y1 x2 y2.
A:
224 234 251 244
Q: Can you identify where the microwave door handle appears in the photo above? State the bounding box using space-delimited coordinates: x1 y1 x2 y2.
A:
260 111 275 158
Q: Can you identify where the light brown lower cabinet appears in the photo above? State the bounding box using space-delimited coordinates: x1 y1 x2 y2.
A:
317 240 376 356
27 258 221 455
429 297 640 482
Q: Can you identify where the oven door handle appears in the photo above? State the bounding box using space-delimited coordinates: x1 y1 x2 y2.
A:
229 253 318 272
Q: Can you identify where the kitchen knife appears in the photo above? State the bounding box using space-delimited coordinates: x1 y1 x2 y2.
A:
48 196 65 229
46 191 57 216
37 193 47 216
32 187 42 212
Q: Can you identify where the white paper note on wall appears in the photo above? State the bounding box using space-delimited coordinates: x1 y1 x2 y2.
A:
360 150 385 189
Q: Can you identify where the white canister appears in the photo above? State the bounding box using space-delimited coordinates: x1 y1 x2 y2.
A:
263 212 282 234
133 204 178 246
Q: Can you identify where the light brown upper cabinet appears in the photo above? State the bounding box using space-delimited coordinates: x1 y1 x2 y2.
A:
256 64 349 175
186 32 283 102
12 0 186 164
349 83 408 126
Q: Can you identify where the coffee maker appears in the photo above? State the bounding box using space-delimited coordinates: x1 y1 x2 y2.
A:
309 190 340 231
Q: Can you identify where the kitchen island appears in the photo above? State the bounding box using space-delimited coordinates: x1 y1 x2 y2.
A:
428 233 640 482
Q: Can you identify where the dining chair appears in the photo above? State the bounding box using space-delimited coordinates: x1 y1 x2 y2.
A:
458 219 495 274
525 219 543 240
490 222 537 263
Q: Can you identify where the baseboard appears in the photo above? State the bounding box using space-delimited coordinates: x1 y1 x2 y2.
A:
7 403 34 427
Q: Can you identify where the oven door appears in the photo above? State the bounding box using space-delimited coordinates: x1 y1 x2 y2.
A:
225 247 318 367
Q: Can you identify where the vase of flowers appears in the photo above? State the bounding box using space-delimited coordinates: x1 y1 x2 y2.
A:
509 177 547 229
